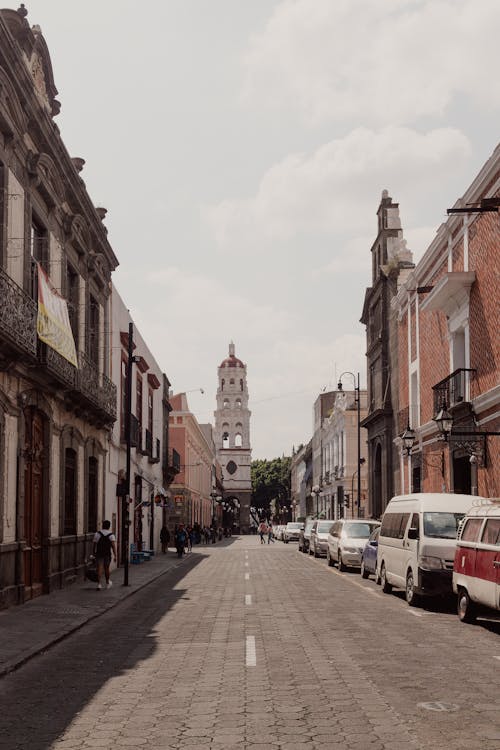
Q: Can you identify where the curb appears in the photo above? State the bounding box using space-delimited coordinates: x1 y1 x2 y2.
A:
0 554 193 679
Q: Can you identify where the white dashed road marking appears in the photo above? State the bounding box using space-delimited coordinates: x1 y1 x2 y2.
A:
246 636 256 666
407 609 423 617
245 594 252 605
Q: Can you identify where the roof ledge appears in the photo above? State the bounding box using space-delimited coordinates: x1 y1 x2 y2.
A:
420 271 476 317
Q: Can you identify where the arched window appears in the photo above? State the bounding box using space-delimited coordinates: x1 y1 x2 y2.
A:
64 448 77 535
222 432 229 449
223 398 230 409
230 378 235 385
235 398 242 409
235 433 242 447
240 379 243 391
221 378 225 391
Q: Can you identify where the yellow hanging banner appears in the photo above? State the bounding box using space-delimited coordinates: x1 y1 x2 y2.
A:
36 263 78 367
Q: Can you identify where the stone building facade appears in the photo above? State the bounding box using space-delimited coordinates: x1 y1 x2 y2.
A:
107 286 172 557
320 389 369 520
0 8 118 607
169 393 215 530
214 343 252 532
360 192 414 518
393 144 499 498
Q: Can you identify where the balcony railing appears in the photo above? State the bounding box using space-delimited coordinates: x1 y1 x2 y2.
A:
432 369 476 416
0 266 38 358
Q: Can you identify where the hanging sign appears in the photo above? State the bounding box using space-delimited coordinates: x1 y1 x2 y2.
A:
36 263 78 367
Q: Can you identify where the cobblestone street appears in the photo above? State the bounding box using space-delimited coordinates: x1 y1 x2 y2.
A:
1 537 499 750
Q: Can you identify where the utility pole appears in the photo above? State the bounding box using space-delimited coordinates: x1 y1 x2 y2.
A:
122 321 134 586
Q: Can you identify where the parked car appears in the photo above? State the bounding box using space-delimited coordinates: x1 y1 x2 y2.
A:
284 521 304 543
453 498 500 623
275 525 285 541
299 519 314 553
309 520 334 557
360 527 380 580
326 519 380 570
377 493 478 606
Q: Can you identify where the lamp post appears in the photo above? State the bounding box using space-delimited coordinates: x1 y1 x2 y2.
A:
338 372 361 518
312 484 321 518
401 421 416 494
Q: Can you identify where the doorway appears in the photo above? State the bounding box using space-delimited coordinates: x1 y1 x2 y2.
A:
452 453 471 494
373 443 383 519
23 408 46 600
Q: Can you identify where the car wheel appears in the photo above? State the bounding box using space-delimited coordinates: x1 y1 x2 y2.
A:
309 544 313 556
457 589 477 623
405 569 420 607
313 544 319 558
380 563 392 594
338 552 346 572
361 560 369 579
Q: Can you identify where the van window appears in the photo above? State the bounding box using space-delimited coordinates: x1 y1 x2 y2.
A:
381 513 409 539
481 519 500 546
410 513 419 534
460 518 482 543
343 522 378 539
423 512 464 539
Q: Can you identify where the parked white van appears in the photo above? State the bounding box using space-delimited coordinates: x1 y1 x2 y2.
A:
376 493 479 607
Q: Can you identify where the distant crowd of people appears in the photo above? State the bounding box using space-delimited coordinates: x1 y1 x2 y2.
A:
160 523 232 558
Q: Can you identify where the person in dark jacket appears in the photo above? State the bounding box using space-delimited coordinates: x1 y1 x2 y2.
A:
160 525 170 554
175 525 188 558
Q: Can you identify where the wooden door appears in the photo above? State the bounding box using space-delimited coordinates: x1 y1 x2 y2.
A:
24 408 45 599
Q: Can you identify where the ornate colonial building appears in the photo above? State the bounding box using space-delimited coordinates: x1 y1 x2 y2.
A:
360 191 414 518
214 343 252 532
0 7 118 607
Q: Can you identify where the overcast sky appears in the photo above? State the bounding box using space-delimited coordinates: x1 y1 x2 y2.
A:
25 0 500 458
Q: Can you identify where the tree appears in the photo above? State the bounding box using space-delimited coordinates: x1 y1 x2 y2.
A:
251 456 291 520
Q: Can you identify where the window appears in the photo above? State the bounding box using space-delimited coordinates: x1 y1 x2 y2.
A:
87 456 98 533
481 519 500 546
222 432 229 449
230 378 235 385
235 433 242 447
223 398 230 409
136 375 143 435
460 518 482 543
240 379 243 391
221 379 225 391
226 460 237 475
423 512 464 540
236 398 242 409
64 448 77 535
343 522 377 539
381 513 410 539
410 513 419 535
88 294 99 365
120 356 128 442
66 263 79 349
148 388 153 436
30 216 48 298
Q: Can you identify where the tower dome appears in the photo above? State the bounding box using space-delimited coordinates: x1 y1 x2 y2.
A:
219 341 244 368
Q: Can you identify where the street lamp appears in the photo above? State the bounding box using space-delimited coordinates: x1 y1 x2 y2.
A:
401 422 416 455
312 485 321 518
434 403 453 441
338 372 361 518
210 491 221 527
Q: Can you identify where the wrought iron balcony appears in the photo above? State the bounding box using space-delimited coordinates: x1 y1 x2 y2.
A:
38 340 77 389
432 369 476 416
0 266 38 360
164 447 181 482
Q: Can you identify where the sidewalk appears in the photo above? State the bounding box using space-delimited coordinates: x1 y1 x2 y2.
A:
0 548 189 677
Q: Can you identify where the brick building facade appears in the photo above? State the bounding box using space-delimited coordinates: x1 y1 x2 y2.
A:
393 144 499 498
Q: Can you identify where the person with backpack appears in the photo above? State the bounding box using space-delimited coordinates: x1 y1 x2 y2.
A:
93 520 117 591
175 524 188 558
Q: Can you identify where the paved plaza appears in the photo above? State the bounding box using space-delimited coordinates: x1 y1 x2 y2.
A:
1 536 499 749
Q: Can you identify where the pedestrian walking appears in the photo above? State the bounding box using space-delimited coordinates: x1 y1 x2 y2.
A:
258 521 267 544
186 526 193 552
175 525 188 558
160 525 170 554
267 523 275 544
93 520 117 590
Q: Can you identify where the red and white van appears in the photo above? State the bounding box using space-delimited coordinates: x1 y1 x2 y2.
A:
453 499 500 623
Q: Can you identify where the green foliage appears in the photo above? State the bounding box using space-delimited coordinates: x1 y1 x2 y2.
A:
251 456 291 511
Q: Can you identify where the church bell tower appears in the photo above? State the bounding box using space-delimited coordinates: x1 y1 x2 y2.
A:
214 342 252 531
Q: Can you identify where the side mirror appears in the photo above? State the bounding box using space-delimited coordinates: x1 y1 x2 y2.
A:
408 527 419 540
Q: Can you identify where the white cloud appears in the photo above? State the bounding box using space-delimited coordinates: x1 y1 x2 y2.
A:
243 0 500 126
204 126 471 259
